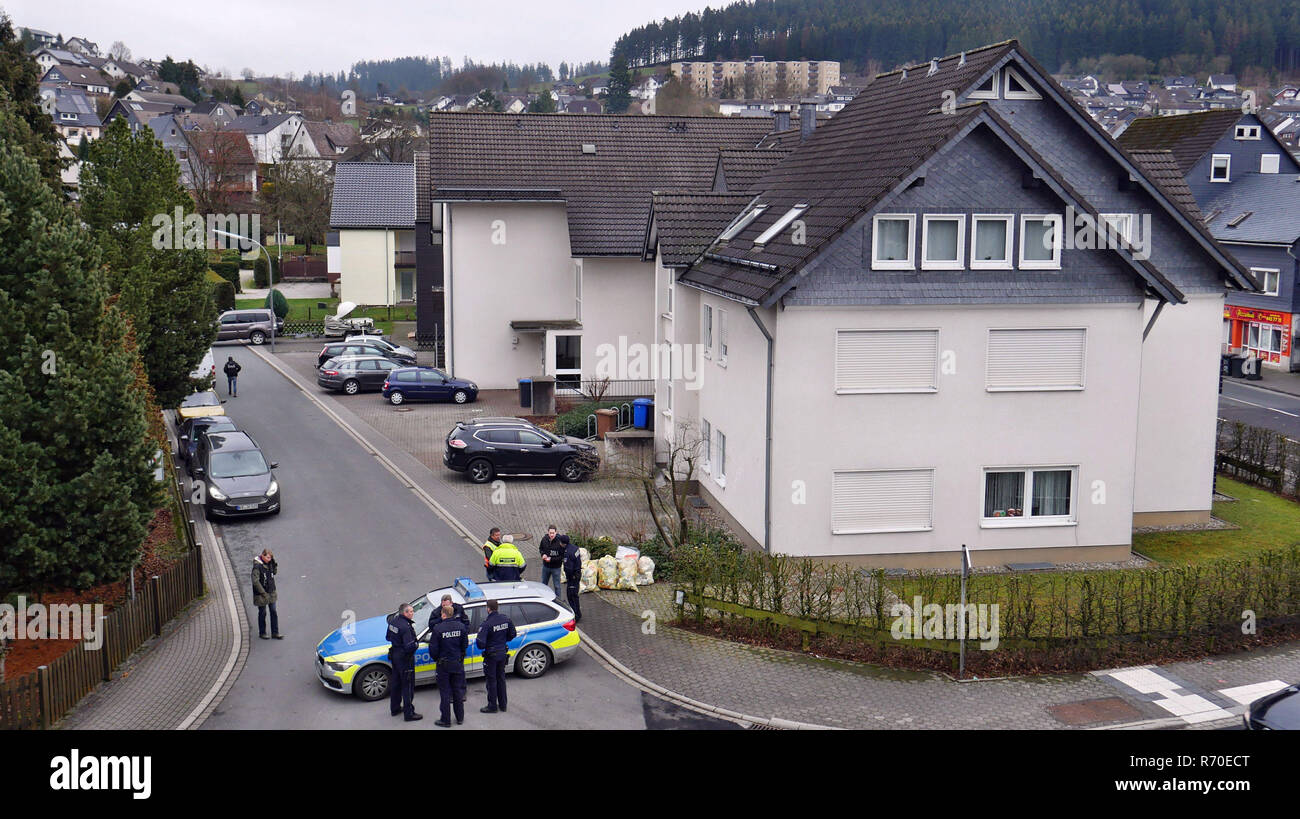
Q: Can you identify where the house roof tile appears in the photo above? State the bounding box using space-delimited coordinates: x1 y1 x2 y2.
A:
330 162 415 228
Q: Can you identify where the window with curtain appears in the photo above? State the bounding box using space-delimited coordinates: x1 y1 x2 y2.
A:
872 215 914 268
972 216 1011 267
1020 216 1060 267
922 216 962 269
983 468 1076 523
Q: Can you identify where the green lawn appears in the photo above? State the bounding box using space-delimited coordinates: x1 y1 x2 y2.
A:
1133 477 1300 564
235 297 417 335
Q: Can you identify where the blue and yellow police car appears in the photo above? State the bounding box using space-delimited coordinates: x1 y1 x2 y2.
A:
315 578 580 701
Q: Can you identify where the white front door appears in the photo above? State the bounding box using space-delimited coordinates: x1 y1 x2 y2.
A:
545 330 582 390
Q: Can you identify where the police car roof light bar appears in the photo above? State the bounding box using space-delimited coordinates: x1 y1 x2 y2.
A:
454 577 486 599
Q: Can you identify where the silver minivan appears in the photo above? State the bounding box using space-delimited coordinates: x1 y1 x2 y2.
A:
216 308 284 345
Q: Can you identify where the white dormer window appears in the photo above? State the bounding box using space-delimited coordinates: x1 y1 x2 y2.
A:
753 204 807 245
1019 214 1062 269
1234 125 1261 140
921 215 964 270
1211 154 1231 182
971 215 1013 269
1003 66 1041 100
969 70 999 100
871 214 915 270
1100 213 1134 245
719 204 767 241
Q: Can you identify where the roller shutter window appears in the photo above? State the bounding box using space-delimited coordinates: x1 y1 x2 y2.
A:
832 469 934 534
986 328 1085 390
835 329 939 393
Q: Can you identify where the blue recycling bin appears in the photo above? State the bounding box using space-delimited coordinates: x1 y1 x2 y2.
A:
632 397 654 429
518 378 532 408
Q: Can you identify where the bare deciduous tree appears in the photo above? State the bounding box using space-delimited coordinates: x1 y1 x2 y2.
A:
613 420 705 552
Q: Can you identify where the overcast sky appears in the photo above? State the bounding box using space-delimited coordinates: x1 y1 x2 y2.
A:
5 0 708 77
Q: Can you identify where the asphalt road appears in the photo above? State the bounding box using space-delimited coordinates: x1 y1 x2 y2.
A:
1218 381 1300 440
198 342 695 730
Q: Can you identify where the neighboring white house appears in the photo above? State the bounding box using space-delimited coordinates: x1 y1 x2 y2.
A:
422 112 777 390
329 162 417 307
646 41 1255 568
225 113 305 164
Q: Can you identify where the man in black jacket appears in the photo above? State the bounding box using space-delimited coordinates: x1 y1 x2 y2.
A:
561 535 582 623
475 599 516 714
386 603 421 721
431 603 468 727
538 525 565 598
429 593 469 632
223 356 241 397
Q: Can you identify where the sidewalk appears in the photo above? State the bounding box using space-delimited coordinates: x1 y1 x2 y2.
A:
58 422 248 729
1232 368 1300 398
258 345 1300 730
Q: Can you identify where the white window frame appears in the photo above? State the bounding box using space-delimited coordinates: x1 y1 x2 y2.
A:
719 204 767 241
980 466 1079 528
1210 154 1231 182
1260 153 1280 174
664 381 673 418
1234 125 1261 140
714 429 727 486
701 303 713 358
970 214 1013 270
1003 66 1041 100
753 204 808 245
1018 214 1063 269
1247 322 1283 356
831 468 935 534
871 213 916 270
1251 267 1280 296
574 261 583 321
664 280 674 318
921 214 965 270
1099 213 1134 246
701 418 712 473
968 70 999 100
717 307 729 365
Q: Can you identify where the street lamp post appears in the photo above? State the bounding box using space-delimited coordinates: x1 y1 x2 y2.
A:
211 228 277 353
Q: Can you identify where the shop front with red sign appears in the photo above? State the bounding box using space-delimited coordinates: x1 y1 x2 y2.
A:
1224 304 1294 367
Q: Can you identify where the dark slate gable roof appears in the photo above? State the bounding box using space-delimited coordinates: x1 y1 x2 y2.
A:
426 112 774 256
1115 109 1242 172
227 113 297 135
1202 173 1300 244
679 42 1017 302
1127 149 1203 221
646 192 755 267
715 148 792 193
330 162 415 229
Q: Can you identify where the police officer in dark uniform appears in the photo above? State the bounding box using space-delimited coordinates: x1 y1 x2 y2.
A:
386 602 421 721
561 535 583 623
475 599 517 713
429 593 469 635
431 602 468 727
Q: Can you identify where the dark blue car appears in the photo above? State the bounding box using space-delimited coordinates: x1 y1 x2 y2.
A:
382 367 478 406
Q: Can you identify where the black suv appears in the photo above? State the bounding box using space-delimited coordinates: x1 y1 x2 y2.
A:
444 419 599 484
191 430 281 520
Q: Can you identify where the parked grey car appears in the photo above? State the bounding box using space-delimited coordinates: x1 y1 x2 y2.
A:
216 308 284 345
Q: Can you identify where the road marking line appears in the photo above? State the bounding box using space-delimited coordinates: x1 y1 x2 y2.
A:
1095 666 1233 724
1220 395 1300 417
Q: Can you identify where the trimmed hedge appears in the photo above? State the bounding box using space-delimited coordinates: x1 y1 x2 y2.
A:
207 270 235 312
265 288 288 319
553 401 621 437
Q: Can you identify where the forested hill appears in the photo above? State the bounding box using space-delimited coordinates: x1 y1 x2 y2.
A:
614 0 1300 75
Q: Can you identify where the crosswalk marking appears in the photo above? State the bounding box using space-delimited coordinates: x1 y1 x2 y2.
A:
1094 666 1234 724
1217 680 1289 706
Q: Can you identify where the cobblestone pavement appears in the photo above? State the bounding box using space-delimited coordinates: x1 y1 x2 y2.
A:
58 486 247 730
276 349 659 543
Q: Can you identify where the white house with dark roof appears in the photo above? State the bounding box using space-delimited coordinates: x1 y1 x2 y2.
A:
40 63 110 95
40 85 102 145
645 40 1255 568
422 112 778 390
329 162 418 307
225 113 304 164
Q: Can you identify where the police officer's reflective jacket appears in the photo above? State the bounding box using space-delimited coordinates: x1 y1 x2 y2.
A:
489 542 526 581
387 612 418 663
431 615 468 670
475 611 517 657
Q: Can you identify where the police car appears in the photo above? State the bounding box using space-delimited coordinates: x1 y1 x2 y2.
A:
315 578 580 701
